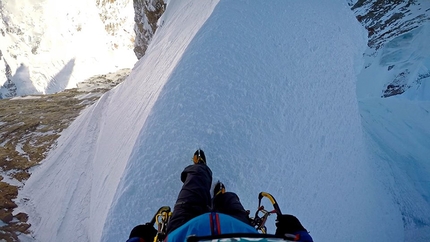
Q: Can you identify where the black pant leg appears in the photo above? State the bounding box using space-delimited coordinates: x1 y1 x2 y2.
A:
166 164 212 234
212 192 251 225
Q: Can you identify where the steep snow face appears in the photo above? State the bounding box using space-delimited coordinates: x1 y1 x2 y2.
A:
101 0 400 241
20 0 405 242
0 0 136 97
352 2 430 240
19 1 220 241
359 98 430 241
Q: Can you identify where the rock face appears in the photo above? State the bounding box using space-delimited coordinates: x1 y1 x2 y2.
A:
133 0 166 59
0 59 16 99
352 0 430 49
351 0 430 99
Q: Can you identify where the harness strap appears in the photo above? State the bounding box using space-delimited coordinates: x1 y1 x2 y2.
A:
209 212 221 235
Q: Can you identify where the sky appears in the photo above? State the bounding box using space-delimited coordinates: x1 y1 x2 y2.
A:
15 0 430 241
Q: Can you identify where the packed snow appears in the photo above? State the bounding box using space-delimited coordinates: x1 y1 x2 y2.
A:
17 0 430 242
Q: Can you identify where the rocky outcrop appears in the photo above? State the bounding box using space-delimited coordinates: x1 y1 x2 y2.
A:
0 59 16 99
133 0 166 59
351 0 430 49
351 0 430 98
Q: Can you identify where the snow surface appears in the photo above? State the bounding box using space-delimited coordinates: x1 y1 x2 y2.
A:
354 18 430 241
18 0 429 242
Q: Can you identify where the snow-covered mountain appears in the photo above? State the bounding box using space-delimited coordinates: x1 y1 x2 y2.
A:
0 0 137 98
3 0 429 241
2 0 428 100
351 2 430 240
16 0 430 241
351 0 430 98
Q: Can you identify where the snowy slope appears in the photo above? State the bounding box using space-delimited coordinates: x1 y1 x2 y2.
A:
359 99 430 240
359 97 430 241
20 0 409 241
353 3 430 240
19 1 220 241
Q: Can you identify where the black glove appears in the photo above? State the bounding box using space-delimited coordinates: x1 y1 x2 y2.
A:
275 214 307 236
129 223 157 241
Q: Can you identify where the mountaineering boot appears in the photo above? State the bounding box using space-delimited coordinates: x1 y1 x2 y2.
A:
213 181 226 197
212 181 251 226
193 149 206 165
